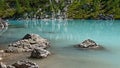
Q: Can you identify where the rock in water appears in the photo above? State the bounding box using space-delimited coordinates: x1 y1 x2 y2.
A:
76 39 103 49
12 60 39 68
30 48 51 58
22 34 32 39
5 34 50 53
22 34 50 49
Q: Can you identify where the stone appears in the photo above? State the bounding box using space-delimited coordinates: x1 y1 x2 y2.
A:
0 18 8 29
0 57 2 61
0 61 39 68
22 34 32 39
12 60 39 68
5 47 25 53
76 39 103 49
7 65 15 68
5 34 50 53
0 50 4 61
0 62 7 68
30 48 51 58
0 18 8 36
98 14 114 20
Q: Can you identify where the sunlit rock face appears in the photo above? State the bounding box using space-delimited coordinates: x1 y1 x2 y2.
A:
97 14 114 20
5 34 50 53
75 39 104 50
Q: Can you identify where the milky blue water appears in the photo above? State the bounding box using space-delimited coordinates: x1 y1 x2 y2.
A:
0 19 120 68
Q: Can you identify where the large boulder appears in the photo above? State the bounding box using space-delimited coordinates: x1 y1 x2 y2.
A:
30 48 51 59
76 39 103 49
22 34 50 49
5 34 50 53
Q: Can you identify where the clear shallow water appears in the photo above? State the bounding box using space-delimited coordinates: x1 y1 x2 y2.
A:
0 19 120 68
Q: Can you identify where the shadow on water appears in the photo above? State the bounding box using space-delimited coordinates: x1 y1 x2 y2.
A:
41 31 59 34
0 27 8 36
9 25 26 28
0 36 22 49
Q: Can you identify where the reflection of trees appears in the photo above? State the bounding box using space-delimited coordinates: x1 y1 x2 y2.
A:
47 20 117 40
0 27 8 36
23 19 69 32
8 20 118 41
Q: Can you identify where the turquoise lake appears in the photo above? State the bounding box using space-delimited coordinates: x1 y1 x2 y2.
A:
0 19 120 68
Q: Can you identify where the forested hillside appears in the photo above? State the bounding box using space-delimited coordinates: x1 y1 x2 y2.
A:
0 0 120 19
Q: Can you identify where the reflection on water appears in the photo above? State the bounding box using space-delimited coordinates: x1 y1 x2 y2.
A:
0 19 120 68
8 20 116 40
0 27 8 36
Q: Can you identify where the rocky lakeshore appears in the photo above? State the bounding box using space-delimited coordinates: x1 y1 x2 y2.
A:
5 34 51 58
0 60 39 68
5 34 50 53
0 32 106 68
0 34 52 68
0 19 119 68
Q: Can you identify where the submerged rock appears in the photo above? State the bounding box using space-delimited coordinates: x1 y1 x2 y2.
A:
5 34 50 53
75 39 103 49
30 48 51 59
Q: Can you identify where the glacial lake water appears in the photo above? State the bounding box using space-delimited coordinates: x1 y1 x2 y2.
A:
0 19 120 68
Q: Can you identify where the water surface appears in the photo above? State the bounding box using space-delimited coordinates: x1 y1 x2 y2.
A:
0 19 120 68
